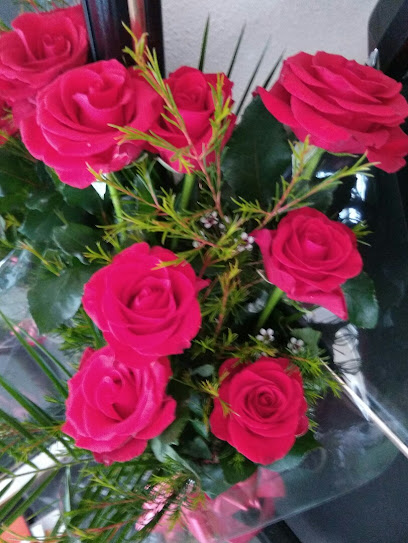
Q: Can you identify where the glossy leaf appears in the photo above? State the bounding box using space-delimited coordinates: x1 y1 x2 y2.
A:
343 271 379 329
222 96 291 204
220 449 257 485
19 208 63 243
265 431 320 472
291 328 322 357
28 262 98 333
53 223 102 261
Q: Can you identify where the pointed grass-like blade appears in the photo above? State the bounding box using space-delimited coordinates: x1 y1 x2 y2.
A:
235 37 271 116
262 51 284 89
0 374 54 427
0 471 59 526
227 24 246 78
198 16 210 71
0 310 68 399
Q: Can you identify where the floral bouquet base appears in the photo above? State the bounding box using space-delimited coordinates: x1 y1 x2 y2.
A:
0 2 407 541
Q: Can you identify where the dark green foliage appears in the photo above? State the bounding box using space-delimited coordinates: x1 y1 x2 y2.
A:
343 271 379 329
28 262 99 333
222 96 292 204
265 431 320 472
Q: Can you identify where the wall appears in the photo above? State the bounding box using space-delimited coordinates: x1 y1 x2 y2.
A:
162 0 379 100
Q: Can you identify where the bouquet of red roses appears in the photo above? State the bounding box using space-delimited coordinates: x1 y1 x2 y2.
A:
0 2 407 542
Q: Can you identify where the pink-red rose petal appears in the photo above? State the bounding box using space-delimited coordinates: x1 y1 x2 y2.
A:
210 357 308 465
82 242 208 363
20 60 162 187
257 51 408 173
62 346 176 464
151 66 236 172
253 207 363 319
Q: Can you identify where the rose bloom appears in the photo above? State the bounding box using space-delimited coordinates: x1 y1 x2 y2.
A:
83 243 208 363
62 346 176 464
257 51 408 173
151 66 236 172
210 357 308 465
0 98 16 144
0 5 88 122
20 60 162 188
254 207 363 319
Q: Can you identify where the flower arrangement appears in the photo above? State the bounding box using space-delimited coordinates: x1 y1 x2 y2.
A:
0 2 407 542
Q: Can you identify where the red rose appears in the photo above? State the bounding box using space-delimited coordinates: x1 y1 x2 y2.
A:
20 60 162 188
151 66 236 172
0 98 16 144
254 207 363 319
210 357 308 465
62 346 176 464
83 243 208 363
0 6 88 120
257 51 408 173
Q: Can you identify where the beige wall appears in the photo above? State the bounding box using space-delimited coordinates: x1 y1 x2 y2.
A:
162 0 379 99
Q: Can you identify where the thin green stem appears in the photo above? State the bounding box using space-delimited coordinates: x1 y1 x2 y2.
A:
108 184 123 223
256 286 284 329
179 173 195 210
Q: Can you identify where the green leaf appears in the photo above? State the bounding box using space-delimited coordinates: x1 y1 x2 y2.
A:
0 406 61 463
0 373 55 425
0 310 68 399
17 327 73 378
184 436 211 460
220 449 257 485
0 145 37 195
265 431 320 472
59 183 106 216
191 419 208 439
191 364 214 377
25 191 56 212
198 464 231 498
159 417 189 446
19 208 63 243
53 223 102 261
0 192 27 214
28 262 98 333
150 440 200 478
222 96 291 204
343 272 379 329
291 328 322 357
